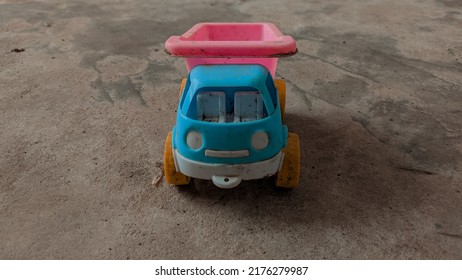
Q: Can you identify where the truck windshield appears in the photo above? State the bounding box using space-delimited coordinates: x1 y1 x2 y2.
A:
188 89 268 123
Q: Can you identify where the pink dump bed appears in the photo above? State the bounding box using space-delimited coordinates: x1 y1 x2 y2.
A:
165 22 297 76
165 22 297 57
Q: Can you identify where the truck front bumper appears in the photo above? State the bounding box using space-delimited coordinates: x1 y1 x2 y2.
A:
174 150 284 188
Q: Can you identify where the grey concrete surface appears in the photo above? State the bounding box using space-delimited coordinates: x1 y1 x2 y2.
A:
0 0 461 259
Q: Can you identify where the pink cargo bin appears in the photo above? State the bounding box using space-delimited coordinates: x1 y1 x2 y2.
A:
164 22 297 77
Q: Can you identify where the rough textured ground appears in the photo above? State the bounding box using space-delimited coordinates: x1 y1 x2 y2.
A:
1 0 461 259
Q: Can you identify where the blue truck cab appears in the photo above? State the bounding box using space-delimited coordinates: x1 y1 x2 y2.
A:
164 64 300 188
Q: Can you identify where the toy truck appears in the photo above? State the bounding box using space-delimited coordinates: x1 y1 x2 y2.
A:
163 23 300 188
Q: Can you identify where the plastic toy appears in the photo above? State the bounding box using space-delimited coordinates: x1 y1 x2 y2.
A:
163 22 300 188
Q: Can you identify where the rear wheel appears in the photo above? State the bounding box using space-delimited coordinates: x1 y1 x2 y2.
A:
274 79 286 119
164 131 191 186
179 78 187 99
276 133 300 188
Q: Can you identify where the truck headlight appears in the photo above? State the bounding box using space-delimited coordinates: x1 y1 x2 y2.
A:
186 130 203 150
251 131 269 150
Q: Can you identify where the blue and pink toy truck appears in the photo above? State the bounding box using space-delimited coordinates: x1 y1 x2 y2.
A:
163 23 300 188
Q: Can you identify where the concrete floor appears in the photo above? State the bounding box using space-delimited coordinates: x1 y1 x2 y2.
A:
1 0 461 259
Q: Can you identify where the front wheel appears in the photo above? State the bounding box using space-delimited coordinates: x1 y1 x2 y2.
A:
275 133 300 188
164 131 191 186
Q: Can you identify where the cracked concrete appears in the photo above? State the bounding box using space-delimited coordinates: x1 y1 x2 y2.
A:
0 0 461 259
